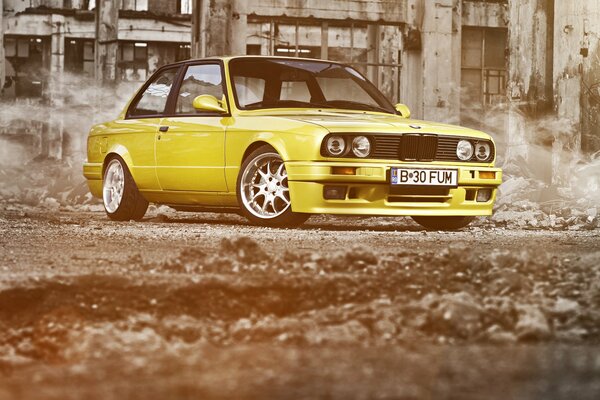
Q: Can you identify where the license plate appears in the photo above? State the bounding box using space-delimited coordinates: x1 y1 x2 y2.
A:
391 168 458 186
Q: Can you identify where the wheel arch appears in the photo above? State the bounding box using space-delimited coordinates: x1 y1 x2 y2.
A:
102 144 134 176
241 138 289 163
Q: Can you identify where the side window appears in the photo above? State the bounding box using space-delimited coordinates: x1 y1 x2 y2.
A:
129 68 178 117
175 64 224 114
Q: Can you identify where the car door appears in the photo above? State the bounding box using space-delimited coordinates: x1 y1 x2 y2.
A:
155 62 228 192
120 66 180 191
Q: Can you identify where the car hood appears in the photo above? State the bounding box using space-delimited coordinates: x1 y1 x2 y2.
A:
263 110 491 139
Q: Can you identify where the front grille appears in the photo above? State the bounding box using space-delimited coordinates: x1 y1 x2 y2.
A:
398 134 438 161
372 134 492 163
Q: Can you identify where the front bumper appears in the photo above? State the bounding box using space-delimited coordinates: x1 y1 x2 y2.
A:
286 161 502 216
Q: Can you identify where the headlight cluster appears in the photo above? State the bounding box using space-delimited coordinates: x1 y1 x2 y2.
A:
456 139 493 162
323 135 372 158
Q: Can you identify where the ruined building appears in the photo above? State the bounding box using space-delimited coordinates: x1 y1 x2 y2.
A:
1 1 599 172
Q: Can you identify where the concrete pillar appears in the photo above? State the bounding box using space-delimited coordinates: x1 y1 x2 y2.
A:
191 0 208 58
321 22 329 60
49 13 66 160
95 0 119 81
367 24 380 87
193 0 246 57
379 26 401 103
506 0 555 164
50 14 65 74
0 0 4 92
205 0 231 56
578 2 600 154
421 0 461 123
401 0 425 119
230 0 247 56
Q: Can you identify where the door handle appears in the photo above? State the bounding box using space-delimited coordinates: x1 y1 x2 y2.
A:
159 126 169 132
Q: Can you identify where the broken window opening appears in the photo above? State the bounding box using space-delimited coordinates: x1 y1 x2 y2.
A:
461 27 507 108
177 0 192 14
119 42 149 82
4 36 48 98
121 0 149 12
64 38 95 76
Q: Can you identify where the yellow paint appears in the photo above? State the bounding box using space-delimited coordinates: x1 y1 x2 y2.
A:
83 56 503 217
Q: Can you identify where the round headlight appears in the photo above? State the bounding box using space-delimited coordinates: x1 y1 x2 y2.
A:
352 136 371 158
326 136 346 156
456 140 474 161
475 142 492 161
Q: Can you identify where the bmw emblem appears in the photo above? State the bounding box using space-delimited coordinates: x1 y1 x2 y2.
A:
409 124 422 129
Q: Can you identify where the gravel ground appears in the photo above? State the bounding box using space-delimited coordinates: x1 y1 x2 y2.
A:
1 204 600 400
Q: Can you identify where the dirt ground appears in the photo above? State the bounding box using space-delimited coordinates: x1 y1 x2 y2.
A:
0 204 599 400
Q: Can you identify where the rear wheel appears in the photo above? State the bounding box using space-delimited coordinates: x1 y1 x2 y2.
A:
103 157 149 221
237 146 310 228
412 216 474 231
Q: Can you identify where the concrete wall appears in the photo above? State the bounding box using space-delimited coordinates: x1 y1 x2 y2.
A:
462 0 508 28
246 0 406 22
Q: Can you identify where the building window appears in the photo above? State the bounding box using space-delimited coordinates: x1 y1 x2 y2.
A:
461 27 507 107
177 0 192 14
65 39 95 76
119 42 148 81
121 0 148 11
120 42 148 62
246 44 261 55
177 44 191 61
4 36 47 98
275 46 321 59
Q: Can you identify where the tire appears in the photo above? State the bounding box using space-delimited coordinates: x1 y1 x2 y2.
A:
102 156 149 221
237 145 310 228
411 216 475 231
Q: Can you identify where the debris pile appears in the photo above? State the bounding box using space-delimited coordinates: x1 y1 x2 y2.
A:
0 159 101 211
487 152 600 230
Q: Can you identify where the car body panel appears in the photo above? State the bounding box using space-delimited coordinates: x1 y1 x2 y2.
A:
83 56 502 218
156 116 227 192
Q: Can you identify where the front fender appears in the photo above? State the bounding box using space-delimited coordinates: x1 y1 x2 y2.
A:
224 118 328 191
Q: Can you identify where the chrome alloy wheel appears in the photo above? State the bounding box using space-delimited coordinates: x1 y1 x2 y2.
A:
241 153 291 219
103 159 125 214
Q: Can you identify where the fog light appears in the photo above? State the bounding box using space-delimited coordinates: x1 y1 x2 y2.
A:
476 189 492 202
479 171 496 179
323 185 347 200
332 167 357 175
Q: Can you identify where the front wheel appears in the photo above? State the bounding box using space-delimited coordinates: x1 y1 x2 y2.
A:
237 146 310 228
411 216 474 231
103 157 149 221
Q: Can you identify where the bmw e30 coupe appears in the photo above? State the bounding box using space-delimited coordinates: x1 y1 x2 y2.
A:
83 56 502 229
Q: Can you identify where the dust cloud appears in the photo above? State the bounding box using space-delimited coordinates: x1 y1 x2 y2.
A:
0 74 139 207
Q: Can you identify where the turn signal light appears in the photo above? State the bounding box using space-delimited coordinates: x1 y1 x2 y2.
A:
479 171 496 179
332 167 357 176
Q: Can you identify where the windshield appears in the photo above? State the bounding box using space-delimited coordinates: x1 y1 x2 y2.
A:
229 58 397 114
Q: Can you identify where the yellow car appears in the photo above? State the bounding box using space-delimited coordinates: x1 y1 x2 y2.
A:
83 56 502 229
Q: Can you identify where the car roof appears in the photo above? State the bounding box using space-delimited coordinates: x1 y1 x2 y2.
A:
163 55 347 68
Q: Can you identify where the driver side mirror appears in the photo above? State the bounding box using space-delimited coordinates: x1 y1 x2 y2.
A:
395 103 411 119
192 95 227 114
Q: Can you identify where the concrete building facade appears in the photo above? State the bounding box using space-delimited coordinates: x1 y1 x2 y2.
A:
1 1 598 171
